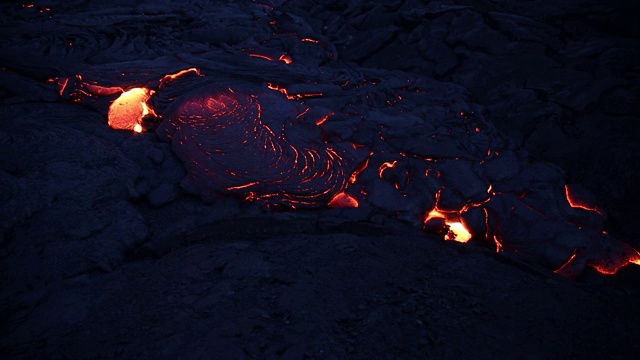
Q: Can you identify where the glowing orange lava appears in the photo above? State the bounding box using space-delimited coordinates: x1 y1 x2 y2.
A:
267 83 323 100
349 155 371 184
84 83 123 96
424 209 472 243
315 112 333 126
423 188 474 243
279 54 293 64
554 251 579 276
107 87 155 132
56 77 70 96
328 192 359 208
446 221 472 242
564 184 605 217
159 68 201 88
589 248 640 275
378 160 397 178
555 246 640 277
248 53 292 64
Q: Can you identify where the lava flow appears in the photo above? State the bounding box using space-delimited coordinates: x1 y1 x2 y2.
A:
424 208 473 243
57 65 640 278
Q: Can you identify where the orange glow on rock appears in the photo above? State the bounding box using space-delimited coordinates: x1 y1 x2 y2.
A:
588 247 640 275
267 83 323 100
226 181 261 191
56 77 70 96
378 160 397 178
278 54 293 64
554 251 579 277
84 83 123 96
424 208 445 223
564 184 605 217
315 112 333 126
492 235 503 252
349 156 371 184
300 38 322 44
248 53 292 64
555 244 640 277
328 192 359 208
159 68 201 88
424 209 472 243
107 87 154 132
248 53 272 61
445 221 472 243
424 189 473 243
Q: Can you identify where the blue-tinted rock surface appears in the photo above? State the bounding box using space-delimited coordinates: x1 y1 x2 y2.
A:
1 0 639 358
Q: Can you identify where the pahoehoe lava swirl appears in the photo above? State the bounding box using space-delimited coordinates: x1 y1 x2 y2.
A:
157 86 364 208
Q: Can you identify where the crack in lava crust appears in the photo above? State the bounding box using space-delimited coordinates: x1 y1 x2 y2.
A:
158 87 363 207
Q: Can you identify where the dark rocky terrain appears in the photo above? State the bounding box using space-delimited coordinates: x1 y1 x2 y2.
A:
1 0 639 358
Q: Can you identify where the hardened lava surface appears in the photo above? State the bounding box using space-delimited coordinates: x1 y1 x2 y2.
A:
1 0 640 359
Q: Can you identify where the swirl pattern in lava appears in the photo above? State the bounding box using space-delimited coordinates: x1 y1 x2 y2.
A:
157 87 364 208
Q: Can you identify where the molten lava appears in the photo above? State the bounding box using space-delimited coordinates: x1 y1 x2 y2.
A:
107 88 155 132
425 209 473 243
61 68 200 133
555 245 640 277
328 192 359 208
564 184 605 217
589 251 640 275
246 52 292 64
446 221 473 242
378 161 397 178
267 83 323 100
159 68 201 88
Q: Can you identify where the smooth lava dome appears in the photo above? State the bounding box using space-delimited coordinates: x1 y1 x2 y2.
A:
157 86 366 208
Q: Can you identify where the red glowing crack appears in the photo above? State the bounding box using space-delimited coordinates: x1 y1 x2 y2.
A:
564 184 606 218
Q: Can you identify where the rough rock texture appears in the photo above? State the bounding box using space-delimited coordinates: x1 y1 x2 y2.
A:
286 0 640 239
1 0 639 359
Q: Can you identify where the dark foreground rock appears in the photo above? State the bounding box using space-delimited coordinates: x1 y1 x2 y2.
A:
4 228 640 359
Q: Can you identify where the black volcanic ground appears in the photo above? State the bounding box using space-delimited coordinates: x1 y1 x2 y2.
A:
1 1 640 359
